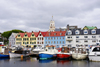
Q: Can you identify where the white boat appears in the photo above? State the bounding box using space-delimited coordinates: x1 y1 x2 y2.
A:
72 47 88 60
89 46 100 61
9 47 30 58
39 45 58 60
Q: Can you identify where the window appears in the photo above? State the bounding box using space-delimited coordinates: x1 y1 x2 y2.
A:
32 34 34 36
84 40 88 42
42 42 43 44
54 37 55 39
84 36 88 38
18 35 20 37
84 30 88 34
76 40 79 42
57 41 58 44
92 30 96 34
60 37 61 39
54 41 56 44
60 41 61 44
45 37 47 40
63 41 64 44
25 34 27 37
42 38 44 40
60 33 62 35
51 41 53 44
92 36 96 38
76 36 79 38
46 41 47 44
54 33 56 35
93 47 100 52
75 30 80 35
40 34 41 36
68 30 72 35
92 40 96 42
68 41 71 43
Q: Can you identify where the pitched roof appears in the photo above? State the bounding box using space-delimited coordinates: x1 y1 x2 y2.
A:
41 32 47 37
26 32 32 37
85 26 97 29
19 33 25 37
33 32 39 37
45 31 66 37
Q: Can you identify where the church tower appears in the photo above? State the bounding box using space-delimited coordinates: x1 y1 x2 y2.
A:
48 16 55 32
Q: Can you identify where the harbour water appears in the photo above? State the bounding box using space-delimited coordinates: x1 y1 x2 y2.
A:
0 57 100 67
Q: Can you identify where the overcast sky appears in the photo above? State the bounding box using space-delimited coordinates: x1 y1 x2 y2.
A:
0 0 100 33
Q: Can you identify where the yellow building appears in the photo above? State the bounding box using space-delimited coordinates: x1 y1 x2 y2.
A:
16 32 38 47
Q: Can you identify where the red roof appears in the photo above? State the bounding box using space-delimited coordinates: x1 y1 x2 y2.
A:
37 31 47 37
33 32 39 37
19 33 25 37
45 31 66 37
26 32 32 37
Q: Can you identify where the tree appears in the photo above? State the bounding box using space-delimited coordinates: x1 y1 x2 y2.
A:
1 29 24 43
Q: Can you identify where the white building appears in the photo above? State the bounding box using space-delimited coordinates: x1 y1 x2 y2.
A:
37 31 47 46
9 33 18 46
66 29 100 48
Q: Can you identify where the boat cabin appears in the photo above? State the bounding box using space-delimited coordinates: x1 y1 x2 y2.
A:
61 47 69 53
0 45 4 53
45 45 56 51
73 48 86 54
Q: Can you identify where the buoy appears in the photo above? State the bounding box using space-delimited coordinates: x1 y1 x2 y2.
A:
21 55 23 60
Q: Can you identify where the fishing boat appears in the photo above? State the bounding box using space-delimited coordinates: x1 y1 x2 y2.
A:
9 47 30 58
30 45 44 57
89 46 100 61
39 45 58 60
72 47 88 60
57 46 71 60
0 45 9 58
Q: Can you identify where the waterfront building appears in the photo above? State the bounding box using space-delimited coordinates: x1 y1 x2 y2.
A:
15 32 38 47
66 29 100 48
83 26 97 30
44 31 66 47
9 33 18 46
37 31 47 46
48 16 55 32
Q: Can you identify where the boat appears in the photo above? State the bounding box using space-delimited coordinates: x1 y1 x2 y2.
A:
72 47 88 60
9 47 30 58
0 45 10 58
89 46 100 61
57 46 71 60
30 45 44 57
39 45 58 60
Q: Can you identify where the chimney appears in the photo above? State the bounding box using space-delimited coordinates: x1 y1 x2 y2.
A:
67 24 69 30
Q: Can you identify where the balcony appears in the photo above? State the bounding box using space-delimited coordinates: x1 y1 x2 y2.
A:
66 38 73 41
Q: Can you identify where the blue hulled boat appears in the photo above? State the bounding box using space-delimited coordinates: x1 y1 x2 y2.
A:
39 45 58 60
0 54 9 58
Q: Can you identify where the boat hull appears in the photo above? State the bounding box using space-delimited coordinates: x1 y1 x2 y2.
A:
9 53 30 58
39 53 56 60
89 55 100 61
0 54 9 58
72 53 87 60
57 53 71 60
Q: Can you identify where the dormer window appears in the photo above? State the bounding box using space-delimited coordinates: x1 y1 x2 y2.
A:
75 30 80 35
18 35 20 37
68 30 72 35
84 30 88 34
60 33 62 35
54 33 56 35
32 34 34 36
91 30 96 34
25 34 27 37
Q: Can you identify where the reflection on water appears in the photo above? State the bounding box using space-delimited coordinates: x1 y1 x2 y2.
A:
0 57 100 67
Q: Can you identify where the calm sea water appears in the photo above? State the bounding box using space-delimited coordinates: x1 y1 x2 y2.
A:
0 57 100 67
